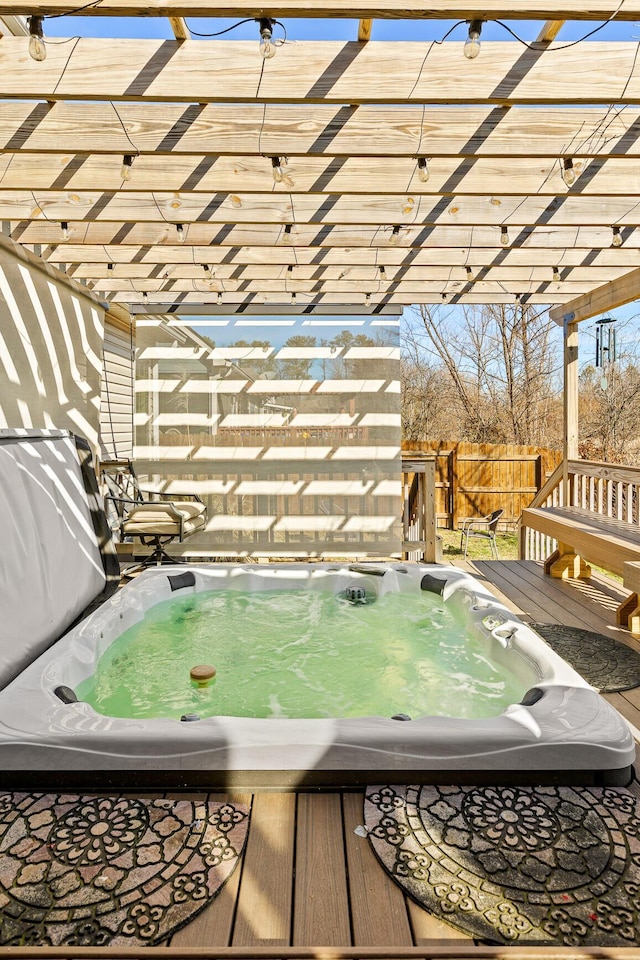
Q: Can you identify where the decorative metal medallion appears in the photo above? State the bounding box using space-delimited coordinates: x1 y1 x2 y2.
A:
365 784 640 944
0 793 249 946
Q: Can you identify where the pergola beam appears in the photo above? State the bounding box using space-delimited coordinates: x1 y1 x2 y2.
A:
1 39 639 104
549 266 640 324
2 0 640 16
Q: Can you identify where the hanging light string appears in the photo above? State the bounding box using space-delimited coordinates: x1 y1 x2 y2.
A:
183 16 286 41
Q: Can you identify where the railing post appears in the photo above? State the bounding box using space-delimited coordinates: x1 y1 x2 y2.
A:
424 457 437 562
449 447 457 531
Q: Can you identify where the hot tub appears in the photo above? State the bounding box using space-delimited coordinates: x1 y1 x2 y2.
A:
0 561 634 788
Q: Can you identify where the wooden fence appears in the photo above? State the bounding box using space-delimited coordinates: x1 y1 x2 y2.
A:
402 441 562 529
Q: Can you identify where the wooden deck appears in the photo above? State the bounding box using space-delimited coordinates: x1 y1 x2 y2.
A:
159 559 640 950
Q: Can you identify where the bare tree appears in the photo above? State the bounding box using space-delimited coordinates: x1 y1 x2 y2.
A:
403 302 562 446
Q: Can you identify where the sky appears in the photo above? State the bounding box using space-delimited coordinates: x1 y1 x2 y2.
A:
42 14 640 42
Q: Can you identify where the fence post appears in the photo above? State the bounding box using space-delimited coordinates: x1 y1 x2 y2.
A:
449 447 457 531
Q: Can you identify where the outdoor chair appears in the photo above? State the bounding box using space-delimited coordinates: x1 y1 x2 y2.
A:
459 508 504 560
101 459 206 569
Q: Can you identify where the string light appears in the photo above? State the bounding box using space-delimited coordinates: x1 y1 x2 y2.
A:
441 292 448 301
258 17 277 58
379 265 386 278
290 291 297 304
283 224 293 244
60 221 71 242
271 156 288 183
27 15 46 61
612 225 623 247
365 292 372 306
217 291 223 305
142 291 148 304
120 155 134 181
202 264 213 280
562 158 576 187
389 225 401 246
107 262 114 271
553 266 561 282
466 266 474 281
176 223 185 243
464 20 482 59
500 225 510 247
417 158 430 183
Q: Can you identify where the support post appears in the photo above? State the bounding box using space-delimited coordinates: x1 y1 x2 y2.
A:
563 318 579 506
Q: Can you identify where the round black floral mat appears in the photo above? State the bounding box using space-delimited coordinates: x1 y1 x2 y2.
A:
0 793 249 947
529 622 640 693
365 784 640 945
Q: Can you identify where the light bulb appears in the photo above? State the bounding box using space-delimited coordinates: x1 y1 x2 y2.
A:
464 20 482 59
202 264 213 280
379 265 386 278
365 292 372 306
60 221 70 242
441 292 448 301
466 266 474 281
217 291 223 305
107 262 114 271
271 156 288 183
121 155 134 181
142 291 148 304
417 158 429 183
562 158 576 187
176 223 185 243
258 18 277 59
612 225 623 247
500 225 509 247
283 224 293 245
389 225 401 246
515 293 522 302
553 266 561 282
27 16 46 62
290 291 297 305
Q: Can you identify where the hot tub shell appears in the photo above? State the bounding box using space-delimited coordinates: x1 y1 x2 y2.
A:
0 562 634 788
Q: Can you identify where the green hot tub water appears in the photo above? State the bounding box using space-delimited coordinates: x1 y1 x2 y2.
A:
76 589 526 721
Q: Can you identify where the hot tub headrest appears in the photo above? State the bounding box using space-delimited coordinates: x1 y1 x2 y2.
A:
0 429 119 691
420 573 448 596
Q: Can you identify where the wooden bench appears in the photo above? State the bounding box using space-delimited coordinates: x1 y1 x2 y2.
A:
522 504 640 577
522 504 640 635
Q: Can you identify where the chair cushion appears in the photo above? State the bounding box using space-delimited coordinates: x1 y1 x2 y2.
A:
170 500 206 520
123 513 205 538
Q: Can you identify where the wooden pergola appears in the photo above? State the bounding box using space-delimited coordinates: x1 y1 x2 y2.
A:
0 5 639 317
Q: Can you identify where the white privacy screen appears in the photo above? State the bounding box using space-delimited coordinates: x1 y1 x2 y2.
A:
134 315 401 557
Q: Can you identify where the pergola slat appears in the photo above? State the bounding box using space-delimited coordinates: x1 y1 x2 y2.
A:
17 222 640 247
4 190 640 226
48 245 640 267
0 39 639 104
2 153 639 196
1 0 640 17
72 264 629 282
0 103 638 158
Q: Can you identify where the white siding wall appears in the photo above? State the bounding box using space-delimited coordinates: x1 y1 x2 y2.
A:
100 318 134 460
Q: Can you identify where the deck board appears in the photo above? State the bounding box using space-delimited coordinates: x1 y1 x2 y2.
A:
232 792 296 946
293 793 352 946
342 791 415 946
